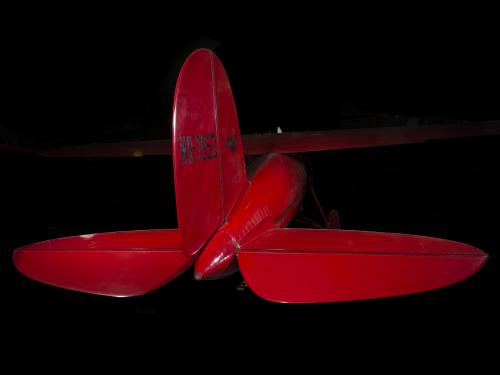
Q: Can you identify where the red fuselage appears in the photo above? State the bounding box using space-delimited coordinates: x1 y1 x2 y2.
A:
194 153 307 279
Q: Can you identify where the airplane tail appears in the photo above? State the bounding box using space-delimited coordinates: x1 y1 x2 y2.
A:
238 228 488 303
12 49 489 301
172 49 247 256
13 230 193 297
13 49 247 297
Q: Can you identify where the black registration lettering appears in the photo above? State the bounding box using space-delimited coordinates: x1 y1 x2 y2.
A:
180 136 194 165
179 133 217 165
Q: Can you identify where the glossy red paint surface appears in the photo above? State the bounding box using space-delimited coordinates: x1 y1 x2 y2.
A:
194 153 307 279
172 49 247 257
12 48 491 303
239 228 488 303
13 230 192 297
172 49 224 256
212 53 247 215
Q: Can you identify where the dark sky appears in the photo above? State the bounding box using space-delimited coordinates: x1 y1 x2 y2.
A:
2 16 500 147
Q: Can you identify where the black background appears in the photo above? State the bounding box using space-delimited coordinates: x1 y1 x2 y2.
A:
0 10 499 357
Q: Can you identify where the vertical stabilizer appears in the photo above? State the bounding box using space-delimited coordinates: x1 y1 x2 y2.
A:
172 49 246 256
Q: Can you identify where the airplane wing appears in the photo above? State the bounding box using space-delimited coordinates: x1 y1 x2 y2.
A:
241 122 500 154
39 140 172 158
1 144 38 157
13 229 193 297
237 228 487 303
39 122 500 158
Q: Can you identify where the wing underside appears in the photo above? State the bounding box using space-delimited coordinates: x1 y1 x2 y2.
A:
39 122 500 158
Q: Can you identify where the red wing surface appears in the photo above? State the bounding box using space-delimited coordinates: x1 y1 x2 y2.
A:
238 228 487 303
13 230 192 297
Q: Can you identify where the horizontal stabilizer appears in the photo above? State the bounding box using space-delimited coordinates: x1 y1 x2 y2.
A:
238 229 488 303
13 229 192 297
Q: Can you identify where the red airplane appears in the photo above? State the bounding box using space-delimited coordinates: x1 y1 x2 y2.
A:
13 49 497 303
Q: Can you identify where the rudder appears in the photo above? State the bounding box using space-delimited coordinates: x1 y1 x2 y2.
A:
172 49 246 256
